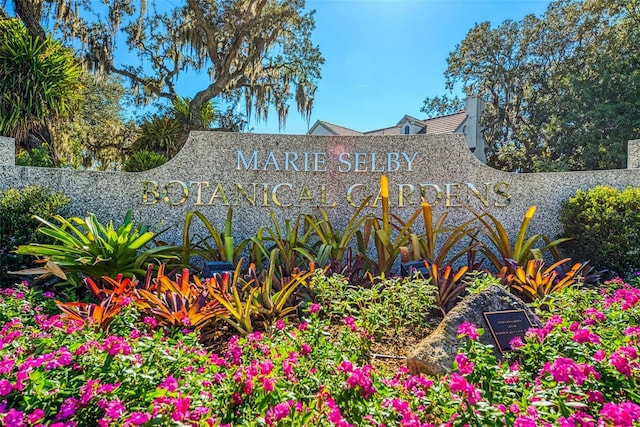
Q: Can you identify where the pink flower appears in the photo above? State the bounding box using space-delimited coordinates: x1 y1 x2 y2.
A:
457 322 479 340
599 402 640 426
610 352 632 378
449 373 481 404
261 377 276 392
593 350 607 362
171 397 191 421
514 415 537 427
540 357 595 386
124 412 151 426
265 400 294 426
275 319 286 331
300 343 312 356
343 316 358 332
309 303 320 314
454 353 474 375
158 375 179 392
26 409 45 424
572 327 601 344
143 317 157 329
0 379 13 396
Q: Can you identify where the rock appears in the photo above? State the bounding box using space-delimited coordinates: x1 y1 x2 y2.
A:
407 285 542 377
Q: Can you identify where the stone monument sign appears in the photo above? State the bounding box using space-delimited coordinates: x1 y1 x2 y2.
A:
1 132 640 246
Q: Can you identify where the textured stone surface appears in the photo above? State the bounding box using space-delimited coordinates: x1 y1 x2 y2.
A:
1 132 640 253
406 285 541 377
629 139 640 169
0 137 14 166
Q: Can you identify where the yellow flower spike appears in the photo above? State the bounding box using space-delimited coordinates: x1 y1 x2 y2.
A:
381 175 390 233
380 175 389 198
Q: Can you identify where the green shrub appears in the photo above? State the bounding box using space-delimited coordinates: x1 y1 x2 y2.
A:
15 143 55 167
559 185 640 276
0 185 70 285
15 210 178 288
122 149 167 172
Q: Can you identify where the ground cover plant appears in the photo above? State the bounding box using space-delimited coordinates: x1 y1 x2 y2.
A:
0 277 638 425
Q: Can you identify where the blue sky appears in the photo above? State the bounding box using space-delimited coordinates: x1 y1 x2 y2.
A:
250 0 552 135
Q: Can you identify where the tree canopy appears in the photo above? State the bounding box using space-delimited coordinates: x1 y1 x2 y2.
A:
436 0 640 171
4 0 324 130
0 17 82 159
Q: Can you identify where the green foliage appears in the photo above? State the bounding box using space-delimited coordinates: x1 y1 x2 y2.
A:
420 94 465 118
12 0 324 131
559 186 640 276
15 210 176 288
249 212 315 277
180 209 246 268
363 176 424 277
411 202 478 266
310 271 437 334
472 205 568 270
441 0 640 171
57 74 138 170
171 96 216 129
132 116 184 157
303 197 370 267
122 150 167 172
15 143 55 167
0 185 70 285
0 18 82 157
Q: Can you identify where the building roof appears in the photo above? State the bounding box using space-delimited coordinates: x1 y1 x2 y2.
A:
307 120 363 136
307 111 466 136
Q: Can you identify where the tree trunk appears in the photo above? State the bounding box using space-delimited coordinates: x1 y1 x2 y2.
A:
14 0 46 41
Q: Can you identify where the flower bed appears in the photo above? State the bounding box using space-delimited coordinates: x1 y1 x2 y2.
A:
0 278 639 426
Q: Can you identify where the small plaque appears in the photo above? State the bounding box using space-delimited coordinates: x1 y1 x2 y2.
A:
483 310 533 353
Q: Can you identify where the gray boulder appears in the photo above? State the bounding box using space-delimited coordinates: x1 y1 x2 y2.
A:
406 285 541 377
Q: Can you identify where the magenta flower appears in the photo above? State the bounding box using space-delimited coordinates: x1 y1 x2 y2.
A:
610 352 632 378
454 353 474 375
343 316 358 332
300 343 312 356
26 409 45 424
449 373 482 404
457 322 479 340
540 357 597 386
275 319 286 331
599 402 640 426
158 375 179 392
309 303 320 314
124 412 151 426
265 400 294 426
0 379 12 396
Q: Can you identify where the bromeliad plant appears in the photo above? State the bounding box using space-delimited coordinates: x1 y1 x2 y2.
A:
15 210 176 287
211 251 314 335
409 201 479 266
179 208 247 269
499 258 587 302
363 175 423 277
471 205 570 271
249 212 316 277
304 197 371 268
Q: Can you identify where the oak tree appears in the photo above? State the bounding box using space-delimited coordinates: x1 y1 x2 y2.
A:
3 0 324 130
439 0 640 171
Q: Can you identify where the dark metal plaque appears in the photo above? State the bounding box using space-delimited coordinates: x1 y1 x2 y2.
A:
483 310 533 353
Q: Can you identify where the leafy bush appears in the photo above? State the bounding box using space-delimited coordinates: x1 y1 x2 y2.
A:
311 271 437 334
559 186 640 276
15 143 55 167
0 185 70 285
15 210 176 288
122 150 167 172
